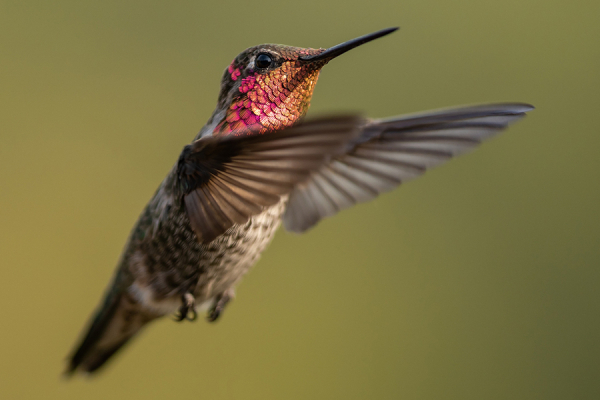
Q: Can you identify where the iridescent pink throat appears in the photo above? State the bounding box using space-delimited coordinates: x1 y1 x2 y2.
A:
214 60 322 136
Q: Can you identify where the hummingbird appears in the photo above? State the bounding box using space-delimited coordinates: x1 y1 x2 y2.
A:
66 27 533 375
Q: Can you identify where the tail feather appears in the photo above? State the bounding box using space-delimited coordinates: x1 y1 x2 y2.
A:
66 288 157 375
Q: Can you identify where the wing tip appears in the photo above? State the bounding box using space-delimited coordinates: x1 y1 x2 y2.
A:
493 102 535 114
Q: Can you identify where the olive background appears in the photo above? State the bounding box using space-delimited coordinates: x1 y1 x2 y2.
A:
1 1 599 399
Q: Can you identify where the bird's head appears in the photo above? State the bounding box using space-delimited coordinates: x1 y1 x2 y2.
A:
211 27 398 136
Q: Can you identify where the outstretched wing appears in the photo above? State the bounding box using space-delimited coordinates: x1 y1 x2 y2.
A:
177 116 362 243
282 103 534 233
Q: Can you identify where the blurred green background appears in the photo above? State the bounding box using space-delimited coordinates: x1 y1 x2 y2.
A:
1 0 599 399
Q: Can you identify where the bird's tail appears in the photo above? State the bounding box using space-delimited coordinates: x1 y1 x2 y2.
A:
65 286 157 375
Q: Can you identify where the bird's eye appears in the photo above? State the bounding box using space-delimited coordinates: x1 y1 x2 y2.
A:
255 53 273 69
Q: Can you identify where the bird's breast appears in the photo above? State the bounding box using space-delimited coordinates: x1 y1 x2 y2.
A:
126 195 287 315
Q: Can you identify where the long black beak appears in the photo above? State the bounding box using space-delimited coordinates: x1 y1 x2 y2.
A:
299 27 399 62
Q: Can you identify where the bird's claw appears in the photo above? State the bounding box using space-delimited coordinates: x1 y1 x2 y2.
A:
175 293 197 322
207 291 234 323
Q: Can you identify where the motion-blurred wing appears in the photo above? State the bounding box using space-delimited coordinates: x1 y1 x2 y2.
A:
177 116 362 243
282 103 534 233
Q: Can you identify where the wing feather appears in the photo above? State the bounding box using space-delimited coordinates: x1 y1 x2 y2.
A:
283 103 534 233
177 116 362 243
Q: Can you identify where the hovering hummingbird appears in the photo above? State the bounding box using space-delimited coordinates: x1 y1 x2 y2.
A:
66 27 533 374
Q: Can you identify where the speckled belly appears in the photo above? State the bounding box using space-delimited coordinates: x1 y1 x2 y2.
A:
127 196 286 315
193 198 286 301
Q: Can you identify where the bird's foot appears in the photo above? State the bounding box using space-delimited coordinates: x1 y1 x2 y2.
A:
207 290 234 323
175 293 197 322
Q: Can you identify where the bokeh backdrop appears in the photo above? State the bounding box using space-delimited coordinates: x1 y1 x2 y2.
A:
1 1 599 399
